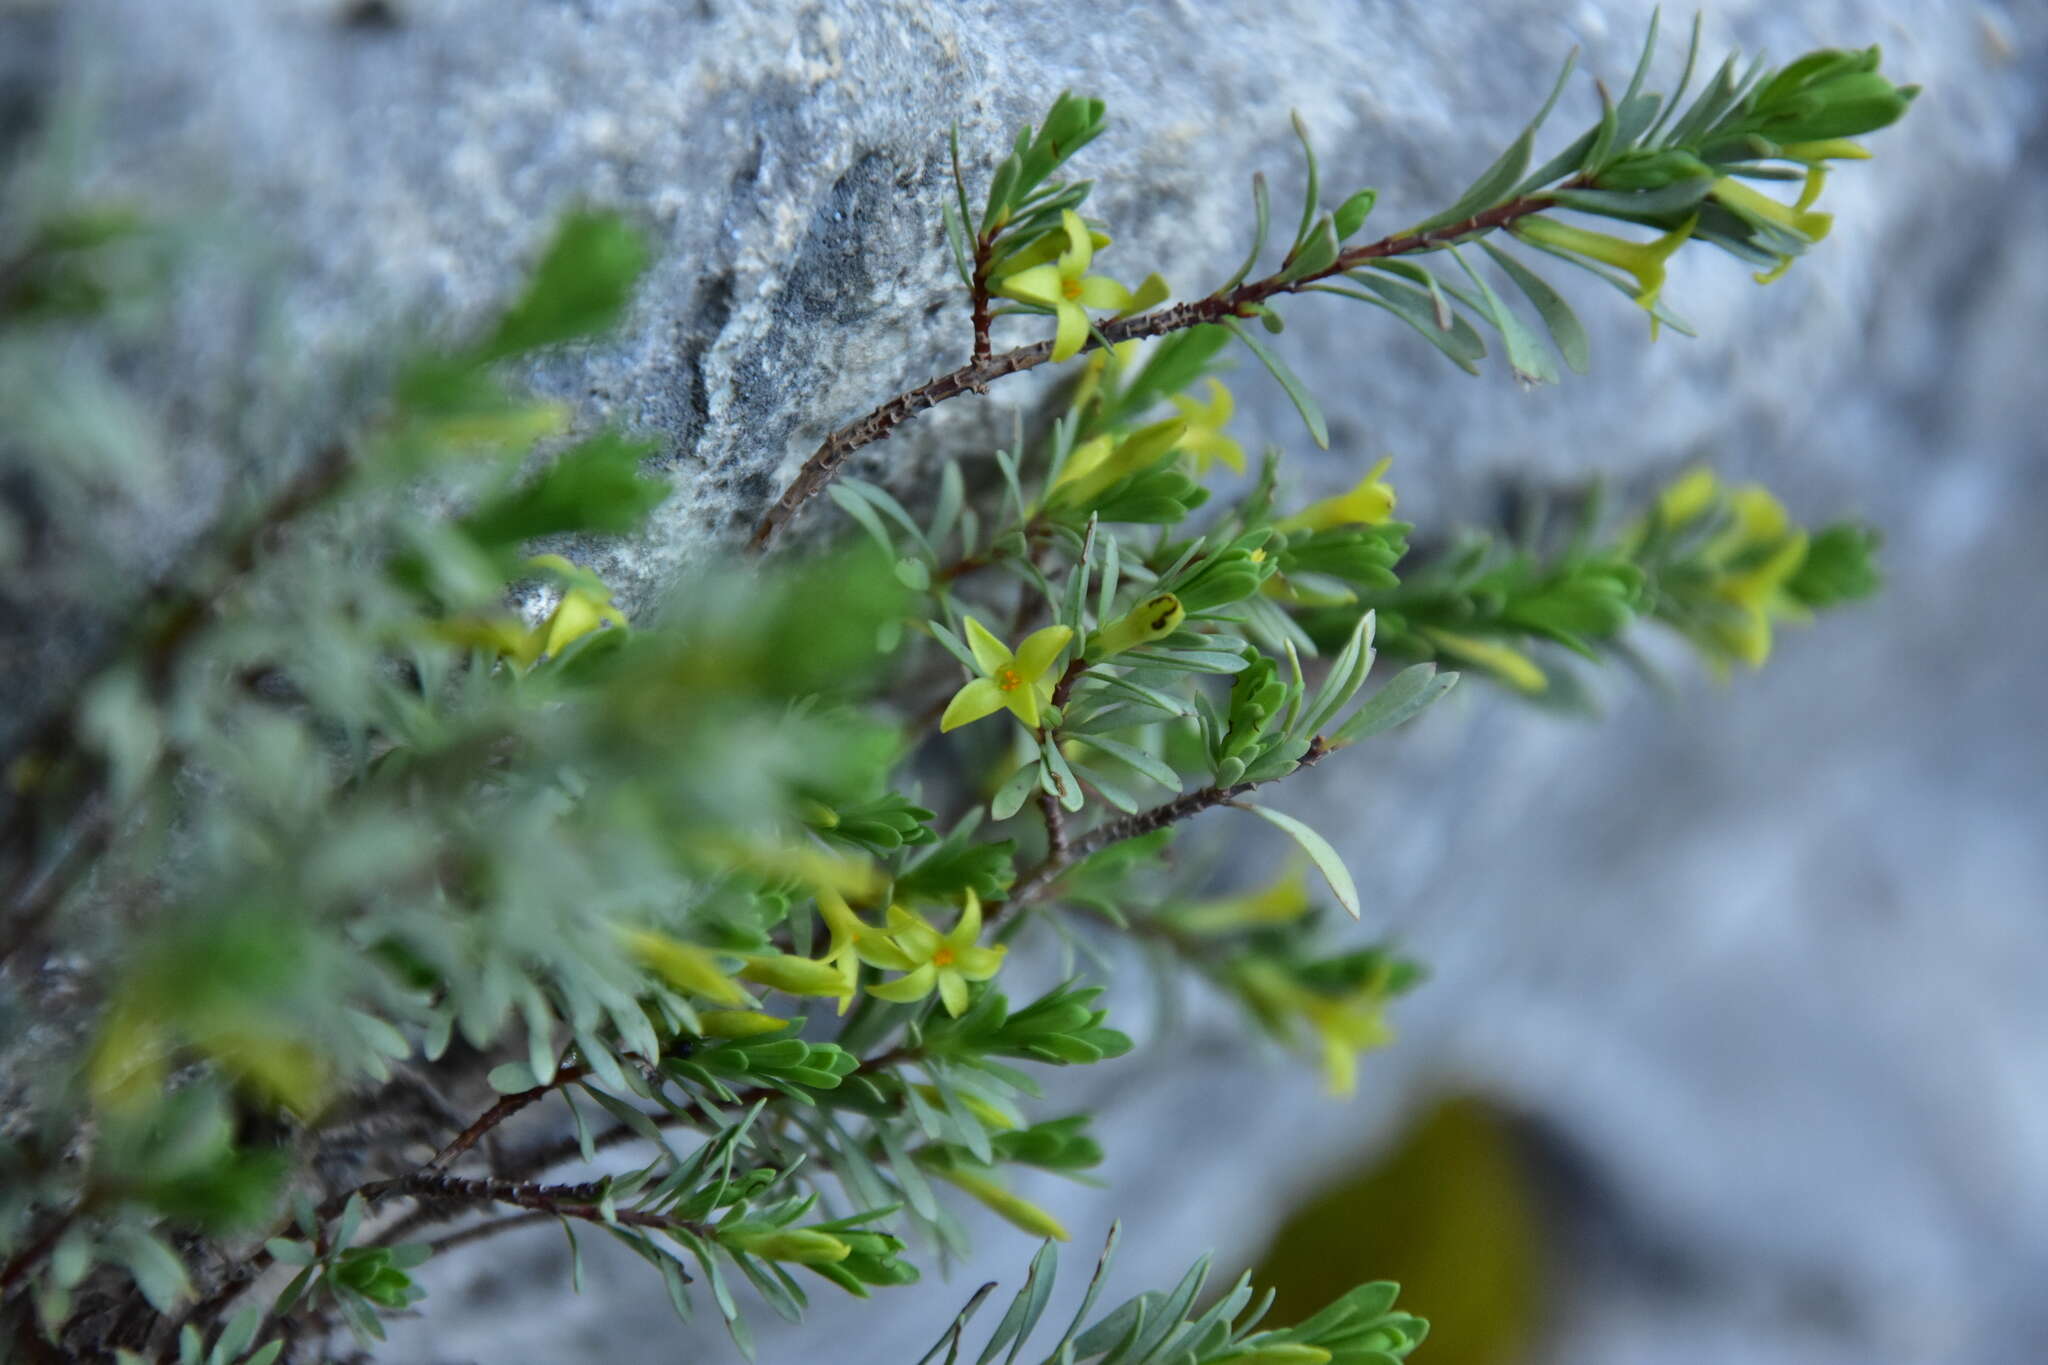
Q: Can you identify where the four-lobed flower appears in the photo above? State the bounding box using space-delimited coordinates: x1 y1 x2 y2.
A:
1171 379 1246 475
861 891 1006 1017
994 209 1135 363
940 617 1074 732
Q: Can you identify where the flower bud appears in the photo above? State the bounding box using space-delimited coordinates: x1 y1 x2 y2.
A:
1089 593 1184 660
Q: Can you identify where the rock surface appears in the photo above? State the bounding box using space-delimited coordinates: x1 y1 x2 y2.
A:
4 1 2045 1362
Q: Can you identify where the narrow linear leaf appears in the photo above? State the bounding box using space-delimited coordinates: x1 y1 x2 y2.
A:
1224 319 1327 449
1448 245 1558 387
1243 804 1359 918
1221 173 1271 291
1332 662 1460 743
1480 242 1590 374
1413 49 1577 232
1289 111 1322 253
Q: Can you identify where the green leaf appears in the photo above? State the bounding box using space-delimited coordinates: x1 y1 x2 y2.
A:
1289 111 1323 254
1224 319 1327 449
1222 172 1272 291
1333 189 1378 241
829 484 897 559
1448 246 1558 387
991 762 1042 821
479 210 648 362
107 1226 191 1313
1479 242 1589 375
1319 274 1486 375
1412 49 1576 233
459 428 665 545
1278 217 1340 283
977 1241 1059 1365
1547 179 1714 217
1069 734 1179 791
1332 663 1460 743
1243 804 1359 918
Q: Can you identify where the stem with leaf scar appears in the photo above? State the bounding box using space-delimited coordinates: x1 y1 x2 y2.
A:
747 186 1579 551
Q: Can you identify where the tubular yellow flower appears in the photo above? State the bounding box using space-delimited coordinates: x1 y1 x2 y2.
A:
1046 418 1186 509
932 1166 1070 1242
1656 466 1721 528
618 926 751 1006
1303 993 1394 1097
1423 628 1548 695
814 886 877 1015
940 617 1073 732
695 1010 792 1039
1275 457 1398 533
995 209 1135 362
1511 214 1697 336
1706 485 1811 668
1709 177 1832 284
1089 593 1183 661
1174 862 1312 935
1171 379 1246 475
861 892 1006 1017
1710 176 1833 242
738 952 856 999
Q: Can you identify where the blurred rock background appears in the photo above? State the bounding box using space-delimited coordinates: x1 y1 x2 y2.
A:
3 1 2043 1362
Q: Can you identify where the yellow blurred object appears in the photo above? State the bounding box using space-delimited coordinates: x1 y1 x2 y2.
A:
1251 1097 1545 1365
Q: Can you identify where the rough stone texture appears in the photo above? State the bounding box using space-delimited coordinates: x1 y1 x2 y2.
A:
4 1 2045 1362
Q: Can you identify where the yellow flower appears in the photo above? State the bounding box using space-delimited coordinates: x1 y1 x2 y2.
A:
814 887 879 1015
931 1166 1070 1242
1276 457 1398 533
1511 214 1697 336
1655 466 1721 528
1174 862 1312 935
1302 993 1394 1097
1422 628 1548 695
1045 418 1185 510
1068 339 1144 416
940 617 1073 732
738 952 855 999
618 927 752 1006
1704 485 1810 668
696 1010 792 1039
1708 177 1832 284
995 209 1135 363
1171 379 1246 475
1644 468 1814 670
527 554 627 659
862 892 1006 1017
1088 593 1184 661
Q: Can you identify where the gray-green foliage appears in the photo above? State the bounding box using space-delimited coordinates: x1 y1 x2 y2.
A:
0 19 1909 1363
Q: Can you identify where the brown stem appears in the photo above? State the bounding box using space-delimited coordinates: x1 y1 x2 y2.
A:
748 189 1568 550
970 230 996 365
422 1061 587 1171
997 736 1330 917
397 1171 707 1240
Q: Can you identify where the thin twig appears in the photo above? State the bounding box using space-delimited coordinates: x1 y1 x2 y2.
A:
748 189 1572 550
997 736 1330 918
422 1062 587 1171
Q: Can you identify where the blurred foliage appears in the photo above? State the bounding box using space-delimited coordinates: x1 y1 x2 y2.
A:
0 20 1911 1362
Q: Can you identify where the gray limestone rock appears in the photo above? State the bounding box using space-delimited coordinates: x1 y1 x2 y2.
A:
4 1 2044 1362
